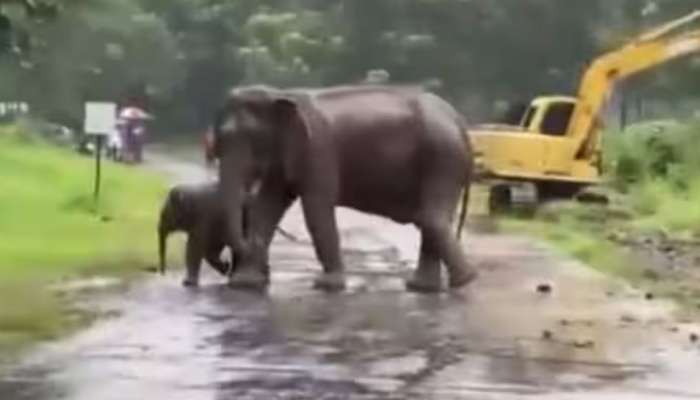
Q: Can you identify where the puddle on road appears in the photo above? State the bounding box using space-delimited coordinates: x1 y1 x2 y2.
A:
50 277 124 293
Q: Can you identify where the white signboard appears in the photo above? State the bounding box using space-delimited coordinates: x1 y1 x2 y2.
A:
84 102 116 136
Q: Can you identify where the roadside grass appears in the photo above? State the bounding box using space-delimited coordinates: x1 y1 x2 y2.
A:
503 210 640 281
0 125 167 351
504 119 700 315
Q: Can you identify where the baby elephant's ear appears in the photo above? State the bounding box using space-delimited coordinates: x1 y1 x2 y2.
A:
175 189 198 226
176 189 186 204
167 187 181 206
169 187 187 213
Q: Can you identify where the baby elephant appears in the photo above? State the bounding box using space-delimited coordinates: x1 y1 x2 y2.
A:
158 182 234 286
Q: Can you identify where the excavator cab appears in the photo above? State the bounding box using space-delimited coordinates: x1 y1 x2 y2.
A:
470 94 597 213
472 96 587 182
520 97 577 136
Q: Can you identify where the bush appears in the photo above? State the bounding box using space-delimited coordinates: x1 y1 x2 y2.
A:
604 119 700 233
605 119 700 190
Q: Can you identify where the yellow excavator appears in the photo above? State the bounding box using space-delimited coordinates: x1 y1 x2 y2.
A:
469 10 700 212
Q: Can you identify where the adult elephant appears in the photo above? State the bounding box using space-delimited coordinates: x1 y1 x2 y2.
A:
213 84 477 293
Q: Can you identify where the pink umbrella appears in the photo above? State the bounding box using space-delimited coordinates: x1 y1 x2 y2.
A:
118 107 153 120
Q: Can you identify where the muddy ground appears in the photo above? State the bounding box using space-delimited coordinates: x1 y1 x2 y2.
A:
1 154 699 400
538 198 700 315
612 229 700 297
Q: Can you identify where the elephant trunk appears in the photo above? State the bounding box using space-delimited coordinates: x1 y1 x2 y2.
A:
158 227 168 275
219 158 250 256
226 188 246 254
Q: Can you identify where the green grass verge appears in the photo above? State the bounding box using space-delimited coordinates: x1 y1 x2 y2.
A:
503 213 640 281
0 125 167 351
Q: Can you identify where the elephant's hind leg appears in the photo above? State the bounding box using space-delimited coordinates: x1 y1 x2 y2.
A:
418 218 477 290
411 178 477 292
406 234 443 293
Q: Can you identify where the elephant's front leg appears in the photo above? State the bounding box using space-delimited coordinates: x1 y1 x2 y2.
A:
228 183 293 289
204 241 230 276
253 191 294 281
301 193 346 291
183 235 203 287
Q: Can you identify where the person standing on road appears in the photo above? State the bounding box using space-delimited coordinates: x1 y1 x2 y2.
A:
118 106 151 164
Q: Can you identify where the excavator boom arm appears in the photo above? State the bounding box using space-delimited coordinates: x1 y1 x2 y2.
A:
568 11 700 159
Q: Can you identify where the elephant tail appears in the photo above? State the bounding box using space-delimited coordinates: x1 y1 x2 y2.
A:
456 186 470 240
456 109 472 240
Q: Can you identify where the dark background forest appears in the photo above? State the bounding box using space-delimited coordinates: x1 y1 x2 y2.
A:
2 0 699 136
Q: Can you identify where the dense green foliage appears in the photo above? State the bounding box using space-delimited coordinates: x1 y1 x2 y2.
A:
2 0 700 134
604 120 700 232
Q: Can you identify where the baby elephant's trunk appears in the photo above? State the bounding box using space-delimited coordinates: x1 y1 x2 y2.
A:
158 220 170 275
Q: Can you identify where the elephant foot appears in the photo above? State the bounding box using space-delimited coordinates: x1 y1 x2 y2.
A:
215 262 231 276
405 267 442 293
228 268 268 291
448 268 478 290
313 272 346 292
405 277 442 293
182 278 199 288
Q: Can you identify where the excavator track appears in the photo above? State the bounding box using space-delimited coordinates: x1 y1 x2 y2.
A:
466 181 539 219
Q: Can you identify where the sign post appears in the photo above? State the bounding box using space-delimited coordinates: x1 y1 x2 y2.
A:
84 102 116 206
93 134 105 202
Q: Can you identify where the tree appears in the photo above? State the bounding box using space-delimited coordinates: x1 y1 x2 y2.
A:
0 0 183 128
5 0 699 133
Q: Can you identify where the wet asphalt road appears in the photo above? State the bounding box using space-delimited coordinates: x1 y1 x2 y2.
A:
1 154 700 399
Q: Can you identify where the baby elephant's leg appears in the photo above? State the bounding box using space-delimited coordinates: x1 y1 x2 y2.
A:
184 236 204 287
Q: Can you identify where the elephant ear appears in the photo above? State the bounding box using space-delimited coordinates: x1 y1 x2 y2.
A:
272 96 317 183
273 97 314 136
